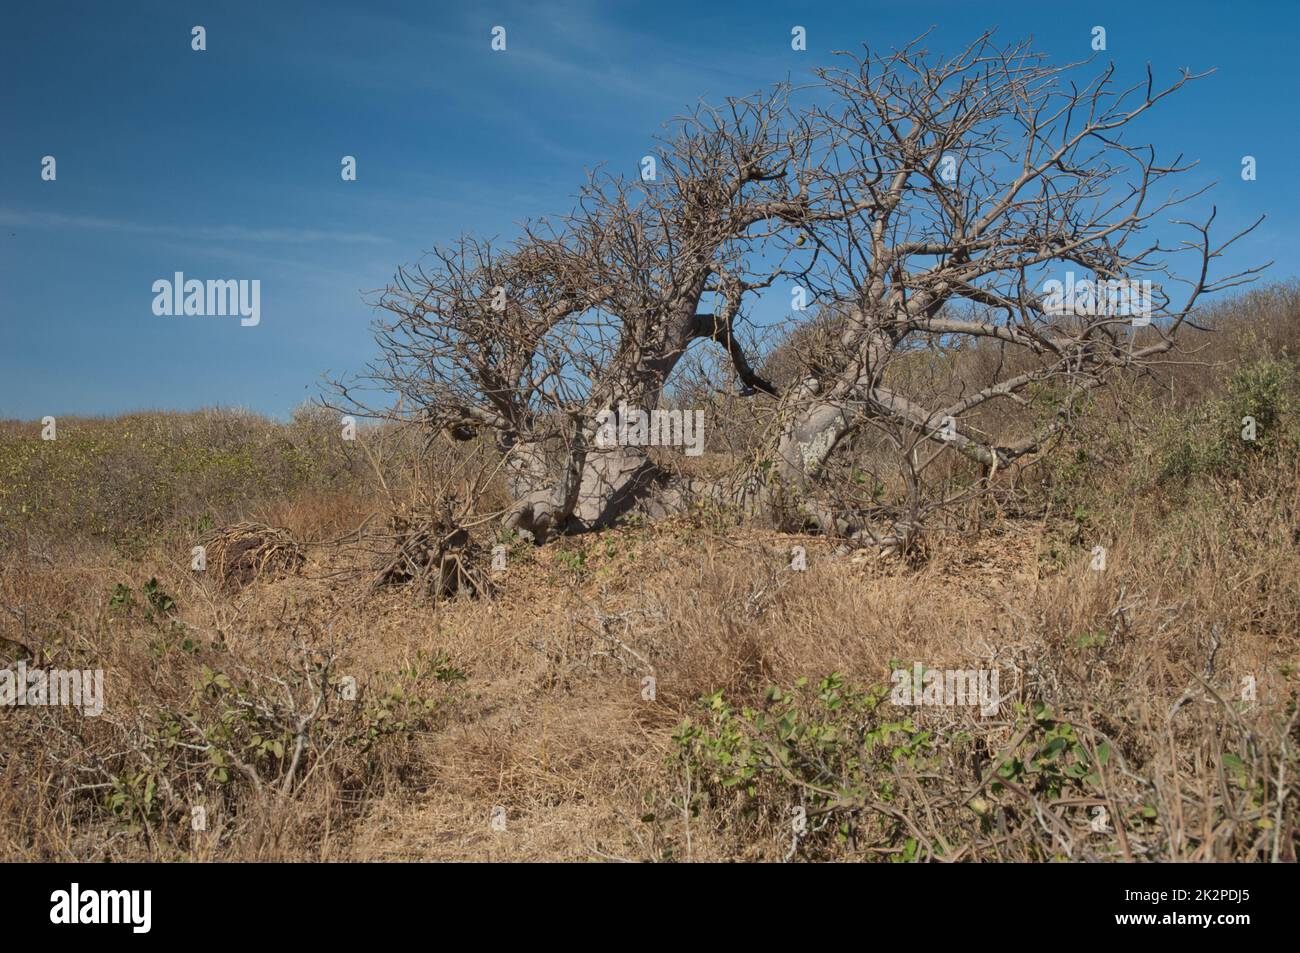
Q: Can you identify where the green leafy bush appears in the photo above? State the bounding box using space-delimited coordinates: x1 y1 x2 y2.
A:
1157 358 1298 483
672 675 1164 861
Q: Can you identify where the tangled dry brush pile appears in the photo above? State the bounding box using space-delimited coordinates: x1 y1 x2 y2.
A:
1 288 1298 862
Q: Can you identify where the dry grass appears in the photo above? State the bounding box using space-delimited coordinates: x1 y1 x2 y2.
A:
0 287 1297 862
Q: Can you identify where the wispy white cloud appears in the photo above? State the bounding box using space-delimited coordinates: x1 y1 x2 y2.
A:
0 210 390 245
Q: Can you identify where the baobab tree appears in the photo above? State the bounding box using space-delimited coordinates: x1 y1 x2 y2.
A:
730 32 1265 546
333 33 1261 547
336 86 821 540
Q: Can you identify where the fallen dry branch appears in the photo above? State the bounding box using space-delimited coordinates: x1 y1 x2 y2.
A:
368 512 492 602
201 522 305 592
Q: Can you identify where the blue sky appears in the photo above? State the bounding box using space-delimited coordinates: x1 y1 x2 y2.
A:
2 0 1295 420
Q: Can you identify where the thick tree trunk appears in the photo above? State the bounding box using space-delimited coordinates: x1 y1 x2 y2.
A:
568 443 660 530
502 298 702 540
501 435 584 543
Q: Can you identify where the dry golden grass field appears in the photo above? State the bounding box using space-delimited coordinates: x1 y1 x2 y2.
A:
1 285 1298 862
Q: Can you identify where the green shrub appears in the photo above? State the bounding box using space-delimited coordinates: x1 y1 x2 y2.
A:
1157 358 1298 484
672 674 1154 861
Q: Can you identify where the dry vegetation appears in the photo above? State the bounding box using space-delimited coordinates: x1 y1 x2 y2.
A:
1 285 1297 862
